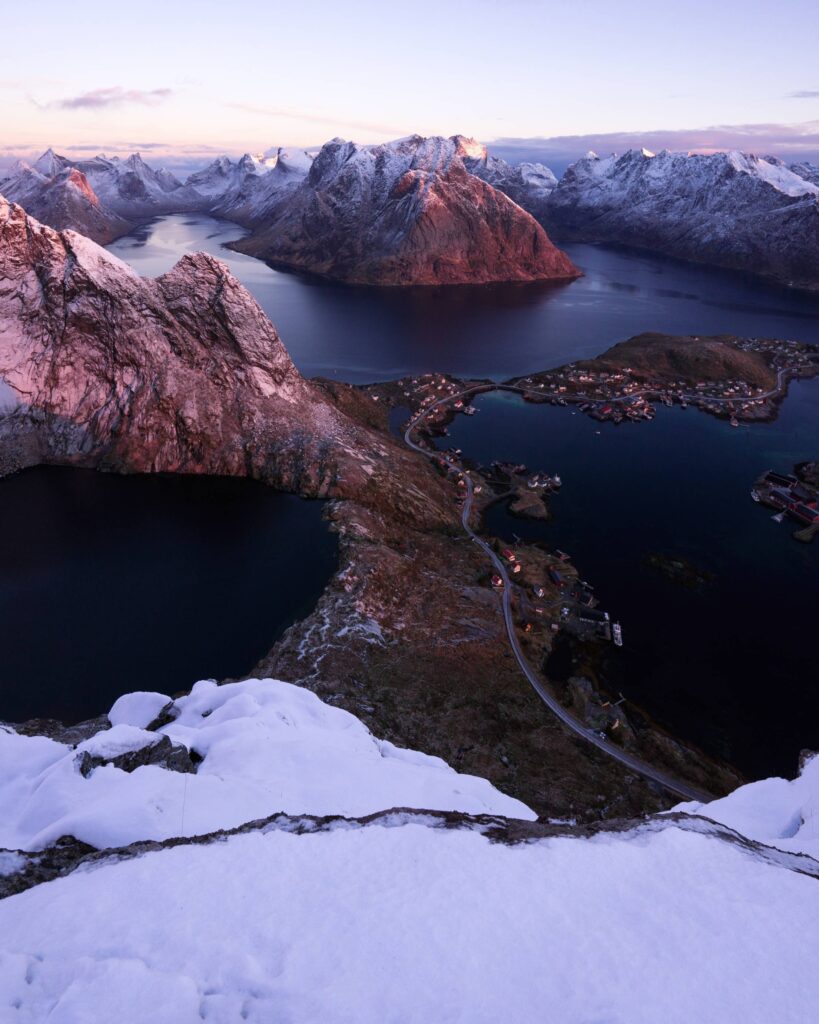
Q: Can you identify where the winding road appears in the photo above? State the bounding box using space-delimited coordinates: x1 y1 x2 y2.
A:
404 383 733 805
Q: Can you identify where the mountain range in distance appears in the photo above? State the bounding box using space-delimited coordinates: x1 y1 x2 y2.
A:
2 135 818 289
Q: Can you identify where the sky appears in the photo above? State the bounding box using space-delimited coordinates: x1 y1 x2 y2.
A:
3 0 819 173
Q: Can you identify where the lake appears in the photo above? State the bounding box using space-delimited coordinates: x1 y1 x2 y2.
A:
107 214 819 383
0 468 336 724
441 383 818 780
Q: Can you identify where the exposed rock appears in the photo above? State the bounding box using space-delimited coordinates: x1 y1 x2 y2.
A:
0 197 454 532
3 806 818 902
76 734 197 777
40 149 200 219
1 715 110 745
232 135 580 285
545 149 819 289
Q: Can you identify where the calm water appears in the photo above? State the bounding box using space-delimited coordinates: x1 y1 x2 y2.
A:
107 214 819 383
0 468 337 724
25 215 811 771
442 384 819 780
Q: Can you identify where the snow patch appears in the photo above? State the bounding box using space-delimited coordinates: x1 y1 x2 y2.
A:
675 750 819 857
1 819 818 1023
0 677 534 852
108 691 172 729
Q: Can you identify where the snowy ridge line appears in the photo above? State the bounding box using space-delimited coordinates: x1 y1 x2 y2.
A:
3 808 818 900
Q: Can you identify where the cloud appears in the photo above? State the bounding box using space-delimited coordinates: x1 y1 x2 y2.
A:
487 120 819 173
227 102 405 139
42 87 174 111
788 90 819 99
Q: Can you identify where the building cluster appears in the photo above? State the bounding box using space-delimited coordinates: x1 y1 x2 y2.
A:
514 338 818 425
753 470 819 527
493 545 622 646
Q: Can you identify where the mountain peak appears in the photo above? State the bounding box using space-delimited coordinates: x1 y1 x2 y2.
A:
33 147 67 178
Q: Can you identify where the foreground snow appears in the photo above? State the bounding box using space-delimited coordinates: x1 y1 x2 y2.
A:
0 678 534 851
2 677 818 1022
675 751 819 858
1 816 818 1023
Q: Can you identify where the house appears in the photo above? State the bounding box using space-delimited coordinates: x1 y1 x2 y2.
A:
790 503 819 525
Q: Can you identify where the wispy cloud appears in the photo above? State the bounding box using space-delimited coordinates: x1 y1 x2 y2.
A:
38 87 174 111
788 90 819 99
228 102 405 139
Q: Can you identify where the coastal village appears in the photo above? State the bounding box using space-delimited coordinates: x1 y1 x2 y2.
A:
752 463 819 542
360 335 818 744
511 337 819 426
369 374 626 655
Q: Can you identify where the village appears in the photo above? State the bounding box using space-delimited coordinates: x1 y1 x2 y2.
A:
511 337 819 426
752 464 819 542
423 437 625 661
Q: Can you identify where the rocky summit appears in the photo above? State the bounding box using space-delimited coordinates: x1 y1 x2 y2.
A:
232 135 580 285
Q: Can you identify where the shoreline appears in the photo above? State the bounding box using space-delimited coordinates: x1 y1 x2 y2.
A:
7 331 814 818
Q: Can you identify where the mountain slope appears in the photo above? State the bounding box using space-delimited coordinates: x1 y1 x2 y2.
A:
457 135 559 224
0 197 451 521
205 148 313 225
0 164 131 243
545 149 819 288
233 135 580 285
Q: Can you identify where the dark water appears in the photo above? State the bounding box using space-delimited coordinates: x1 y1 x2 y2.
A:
0 468 337 724
107 215 819 383
23 214 809 771
442 384 819 780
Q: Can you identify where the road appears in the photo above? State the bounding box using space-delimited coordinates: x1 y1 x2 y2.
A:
404 384 719 804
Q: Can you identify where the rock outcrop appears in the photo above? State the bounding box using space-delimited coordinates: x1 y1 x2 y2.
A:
0 197 453 527
545 148 819 289
232 135 580 285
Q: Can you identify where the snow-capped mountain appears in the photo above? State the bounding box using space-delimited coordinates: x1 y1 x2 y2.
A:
185 153 265 203
204 147 314 225
545 148 819 289
0 148 203 241
791 160 819 187
0 195 419 500
233 134 579 285
0 146 314 243
0 163 131 243
68 151 202 217
455 135 559 224
1 675 817 1022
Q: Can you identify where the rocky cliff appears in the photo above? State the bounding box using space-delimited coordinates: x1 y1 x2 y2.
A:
232 135 580 285
545 148 819 289
0 197 452 529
